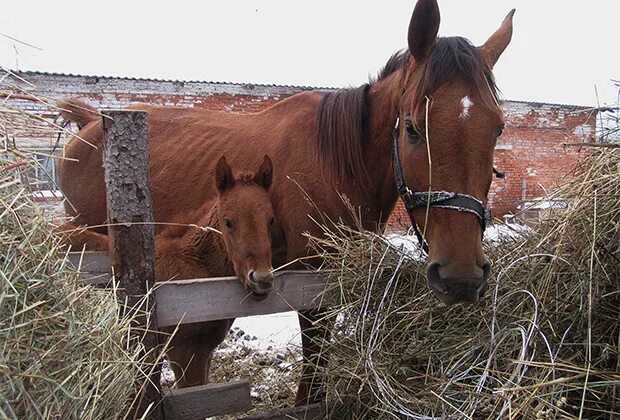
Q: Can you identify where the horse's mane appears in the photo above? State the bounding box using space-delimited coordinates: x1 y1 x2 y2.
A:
315 36 499 187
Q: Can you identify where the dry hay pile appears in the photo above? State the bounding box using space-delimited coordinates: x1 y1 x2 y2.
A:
0 155 157 419
0 157 159 419
1 77 154 418
312 149 619 419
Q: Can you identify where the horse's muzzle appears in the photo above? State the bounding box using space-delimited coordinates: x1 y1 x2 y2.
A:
427 262 490 305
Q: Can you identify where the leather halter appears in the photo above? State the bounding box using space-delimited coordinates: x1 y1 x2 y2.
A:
391 117 491 254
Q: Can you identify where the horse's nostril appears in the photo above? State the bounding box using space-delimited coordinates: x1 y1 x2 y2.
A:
482 261 491 279
248 270 274 296
427 262 447 293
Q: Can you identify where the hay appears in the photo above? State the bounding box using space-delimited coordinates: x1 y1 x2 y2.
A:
311 149 619 419
1 74 155 418
0 155 155 419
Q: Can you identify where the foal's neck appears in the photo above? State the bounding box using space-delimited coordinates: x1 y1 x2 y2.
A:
184 201 231 276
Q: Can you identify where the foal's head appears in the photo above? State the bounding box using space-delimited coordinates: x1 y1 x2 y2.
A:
215 155 275 297
394 0 514 304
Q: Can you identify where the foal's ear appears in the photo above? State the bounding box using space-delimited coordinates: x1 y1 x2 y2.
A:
215 156 235 193
253 155 273 191
408 0 440 62
480 9 515 69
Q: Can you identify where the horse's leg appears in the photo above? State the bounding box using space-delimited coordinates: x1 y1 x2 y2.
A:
165 324 210 388
166 319 234 387
201 319 234 383
295 309 331 406
165 337 191 388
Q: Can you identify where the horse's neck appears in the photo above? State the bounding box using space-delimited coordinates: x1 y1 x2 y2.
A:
183 202 231 275
364 73 403 216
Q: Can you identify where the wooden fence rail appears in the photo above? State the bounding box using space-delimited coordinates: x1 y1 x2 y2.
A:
163 381 252 419
67 252 327 326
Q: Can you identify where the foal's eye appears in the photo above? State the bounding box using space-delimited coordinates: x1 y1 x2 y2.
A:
405 120 423 143
224 219 233 229
497 124 505 137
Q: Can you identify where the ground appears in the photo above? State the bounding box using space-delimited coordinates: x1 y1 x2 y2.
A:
209 312 302 413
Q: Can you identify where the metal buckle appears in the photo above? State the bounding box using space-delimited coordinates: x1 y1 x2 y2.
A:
412 191 457 207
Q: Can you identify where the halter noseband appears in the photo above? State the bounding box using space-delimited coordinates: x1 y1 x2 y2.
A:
391 116 491 254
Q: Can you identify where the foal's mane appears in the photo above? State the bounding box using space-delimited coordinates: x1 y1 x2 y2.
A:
233 172 260 186
158 200 218 239
316 36 499 188
158 171 260 240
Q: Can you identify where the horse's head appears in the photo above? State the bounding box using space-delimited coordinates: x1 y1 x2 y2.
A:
396 0 514 305
215 155 275 297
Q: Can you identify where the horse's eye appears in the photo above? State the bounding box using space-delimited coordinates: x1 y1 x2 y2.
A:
224 219 233 229
269 217 275 226
497 124 505 137
405 120 423 143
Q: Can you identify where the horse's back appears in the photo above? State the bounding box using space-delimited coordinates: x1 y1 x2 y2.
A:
58 92 328 265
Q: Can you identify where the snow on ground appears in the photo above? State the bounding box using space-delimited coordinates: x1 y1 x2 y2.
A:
386 231 423 259
387 222 532 256
231 312 301 350
484 221 533 244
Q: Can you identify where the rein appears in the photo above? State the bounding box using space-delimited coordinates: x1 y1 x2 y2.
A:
391 116 492 254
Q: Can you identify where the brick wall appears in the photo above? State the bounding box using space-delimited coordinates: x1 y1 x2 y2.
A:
4 71 596 229
387 102 595 229
489 101 595 215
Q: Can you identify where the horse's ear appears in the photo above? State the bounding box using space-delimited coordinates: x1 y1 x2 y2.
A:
480 9 515 69
253 155 273 191
215 156 235 193
408 0 440 62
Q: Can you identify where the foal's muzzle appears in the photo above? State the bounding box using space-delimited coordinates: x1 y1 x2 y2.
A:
427 262 490 305
248 270 274 298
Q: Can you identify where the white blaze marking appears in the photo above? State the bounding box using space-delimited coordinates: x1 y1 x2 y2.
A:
460 96 473 119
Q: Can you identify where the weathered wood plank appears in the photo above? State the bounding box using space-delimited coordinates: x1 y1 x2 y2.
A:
155 271 327 327
67 251 110 273
240 403 325 420
64 251 329 324
66 252 112 285
163 380 252 420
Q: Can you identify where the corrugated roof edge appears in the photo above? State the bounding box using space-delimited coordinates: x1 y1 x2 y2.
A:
12 69 337 92
10 70 595 110
504 99 594 111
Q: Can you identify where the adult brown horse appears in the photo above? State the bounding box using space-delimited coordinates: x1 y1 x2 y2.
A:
58 0 514 404
59 156 276 387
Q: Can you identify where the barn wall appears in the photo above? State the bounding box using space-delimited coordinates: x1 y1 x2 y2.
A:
5 71 596 229
387 102 595 229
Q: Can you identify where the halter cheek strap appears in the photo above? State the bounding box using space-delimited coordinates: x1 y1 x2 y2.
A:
391 117 491 254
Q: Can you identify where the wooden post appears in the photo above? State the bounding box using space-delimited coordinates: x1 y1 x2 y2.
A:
102 110 162 419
